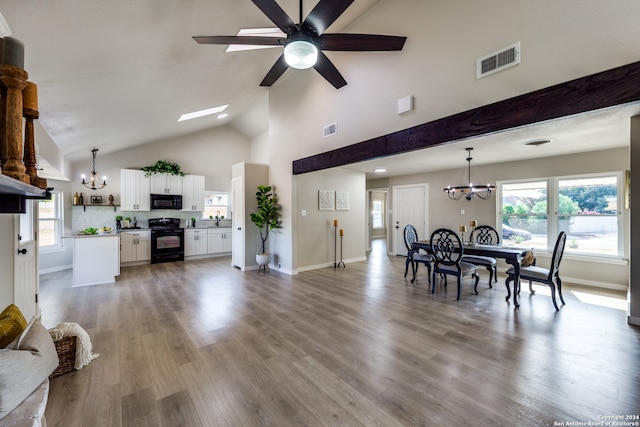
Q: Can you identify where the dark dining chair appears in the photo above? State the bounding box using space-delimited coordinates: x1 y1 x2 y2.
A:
505 231 567 311
462 225 499 286
403 224 433 283
430 228 479 300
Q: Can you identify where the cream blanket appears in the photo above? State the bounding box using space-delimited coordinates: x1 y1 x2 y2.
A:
48 322 100 370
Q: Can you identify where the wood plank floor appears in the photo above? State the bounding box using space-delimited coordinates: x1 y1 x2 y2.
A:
40 240 640 426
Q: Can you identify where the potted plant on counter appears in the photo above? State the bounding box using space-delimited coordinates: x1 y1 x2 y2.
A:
250 185 281 270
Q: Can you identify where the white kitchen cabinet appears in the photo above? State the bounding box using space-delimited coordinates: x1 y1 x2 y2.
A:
120 230 151 263
182 175 205 211
150 173 183 195
121 169 150 211
185 229 207 256
207 228 232 254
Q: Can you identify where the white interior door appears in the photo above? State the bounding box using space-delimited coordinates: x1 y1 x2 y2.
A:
393 184 428 256
15 203 38 320
231 177 244 268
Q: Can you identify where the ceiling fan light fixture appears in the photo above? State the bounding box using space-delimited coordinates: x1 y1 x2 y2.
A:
284 40 318 69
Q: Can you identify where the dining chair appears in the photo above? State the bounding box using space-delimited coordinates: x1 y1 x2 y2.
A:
403 224 433 283
462 225 499 286
430 228 479 300
505 231 567 311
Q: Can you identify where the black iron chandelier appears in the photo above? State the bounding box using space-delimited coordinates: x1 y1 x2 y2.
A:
82 148 107 190
444 147 495 200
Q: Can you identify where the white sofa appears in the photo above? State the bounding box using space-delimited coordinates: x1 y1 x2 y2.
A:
0 316 58 427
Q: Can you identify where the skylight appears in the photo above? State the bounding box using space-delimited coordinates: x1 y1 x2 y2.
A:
178 104 229 122
225 28 285 52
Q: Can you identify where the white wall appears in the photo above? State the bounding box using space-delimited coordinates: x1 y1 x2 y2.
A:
0 215 15 309
294 168 366 270
35 121 70 180
266 0 640 274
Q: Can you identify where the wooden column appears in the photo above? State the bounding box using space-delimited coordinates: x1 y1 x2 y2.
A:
0 64 29 183
0 82 7 172
22 82 46 189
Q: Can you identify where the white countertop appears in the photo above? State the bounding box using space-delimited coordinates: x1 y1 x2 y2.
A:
63 231 118 238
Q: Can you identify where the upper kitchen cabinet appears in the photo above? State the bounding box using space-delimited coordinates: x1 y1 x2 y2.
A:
121 169 150 211
150 173 183 195
182 175 205 211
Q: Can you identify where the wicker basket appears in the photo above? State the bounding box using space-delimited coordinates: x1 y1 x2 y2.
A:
49 335 77 378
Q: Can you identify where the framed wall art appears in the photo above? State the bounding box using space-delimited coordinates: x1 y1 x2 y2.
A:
336 191 349 210
319 190 335 210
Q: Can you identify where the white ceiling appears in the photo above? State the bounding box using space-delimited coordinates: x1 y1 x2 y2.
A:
0 0 380 162
0 0 637 178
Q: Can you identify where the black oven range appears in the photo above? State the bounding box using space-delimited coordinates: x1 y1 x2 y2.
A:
149 218 184 264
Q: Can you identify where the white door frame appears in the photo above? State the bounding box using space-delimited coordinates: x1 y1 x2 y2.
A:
367 187 390 254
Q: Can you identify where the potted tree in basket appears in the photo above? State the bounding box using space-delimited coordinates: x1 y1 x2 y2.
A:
250 185 281 269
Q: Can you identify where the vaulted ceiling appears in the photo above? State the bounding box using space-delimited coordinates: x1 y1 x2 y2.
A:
0 0 380 162
0 0 638 179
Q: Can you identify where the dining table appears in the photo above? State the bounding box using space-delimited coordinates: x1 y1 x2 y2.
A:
411 241 530 307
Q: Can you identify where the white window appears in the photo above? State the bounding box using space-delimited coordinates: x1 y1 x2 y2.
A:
557 175 620 256
372 200 384 229
498 172 623 257
202 192 230 220
500 180 548 250
38 191 63 250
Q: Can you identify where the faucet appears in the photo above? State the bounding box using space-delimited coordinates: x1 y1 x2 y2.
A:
216 210 220 227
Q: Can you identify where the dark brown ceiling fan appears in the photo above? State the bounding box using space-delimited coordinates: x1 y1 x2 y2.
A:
193 0 407 89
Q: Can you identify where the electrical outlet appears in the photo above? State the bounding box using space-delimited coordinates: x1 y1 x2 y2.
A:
461 209 465 215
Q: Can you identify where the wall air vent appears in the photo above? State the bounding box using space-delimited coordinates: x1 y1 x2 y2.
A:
397 95 413 115
476 42 521 79
323 122 337 138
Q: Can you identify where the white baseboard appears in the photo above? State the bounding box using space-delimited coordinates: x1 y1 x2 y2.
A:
297 256 367 273
39 265 72 275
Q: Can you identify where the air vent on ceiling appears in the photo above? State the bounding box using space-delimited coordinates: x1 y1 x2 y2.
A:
323 122 337 138
476 42 521 79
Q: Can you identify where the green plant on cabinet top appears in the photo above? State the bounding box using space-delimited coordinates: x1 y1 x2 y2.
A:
142 160 186 177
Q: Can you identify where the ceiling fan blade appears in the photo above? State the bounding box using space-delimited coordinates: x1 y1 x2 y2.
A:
313 51 347 89
260 54 289 87
252 0 298 35
319 34 407 51
302 0 354 36
193 35 284 46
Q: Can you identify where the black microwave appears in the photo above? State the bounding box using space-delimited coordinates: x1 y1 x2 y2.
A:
150 194 182 210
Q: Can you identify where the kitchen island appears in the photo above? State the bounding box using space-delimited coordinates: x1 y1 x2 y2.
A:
63 232 120 286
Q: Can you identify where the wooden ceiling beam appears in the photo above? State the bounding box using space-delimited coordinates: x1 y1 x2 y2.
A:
293 60 640 175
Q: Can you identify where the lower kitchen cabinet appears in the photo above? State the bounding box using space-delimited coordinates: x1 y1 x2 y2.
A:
120 231 151 263
185 229 207 256
207 228 232 254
